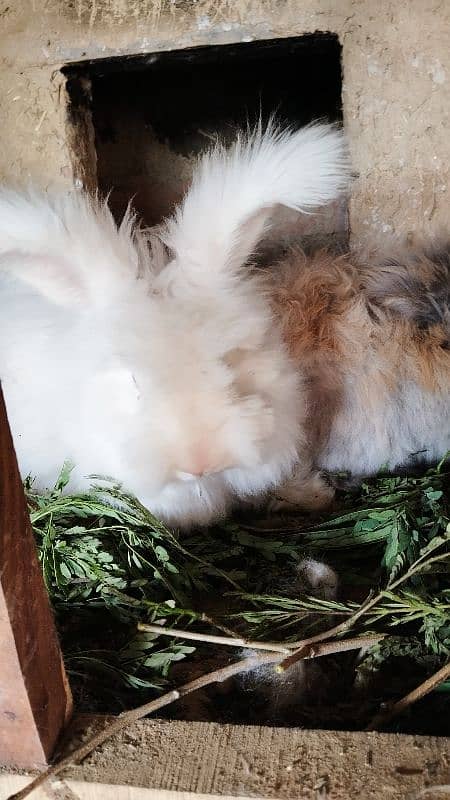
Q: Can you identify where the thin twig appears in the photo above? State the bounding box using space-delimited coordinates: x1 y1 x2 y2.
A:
274 634 385 671
199 612 242 640
366 660 450 731
7 651 281 800
278 592 380 670
137 622 384 662
137 622 291 653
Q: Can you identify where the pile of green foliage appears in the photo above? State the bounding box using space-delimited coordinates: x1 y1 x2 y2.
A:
26 458 450 732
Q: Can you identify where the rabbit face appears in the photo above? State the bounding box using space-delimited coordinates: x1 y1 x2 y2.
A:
79 279 301 507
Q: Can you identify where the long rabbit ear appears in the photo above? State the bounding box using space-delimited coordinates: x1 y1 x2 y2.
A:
0 188 141 307
160 121 352 289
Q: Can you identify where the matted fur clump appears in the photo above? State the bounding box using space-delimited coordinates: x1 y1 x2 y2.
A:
0 121 449 528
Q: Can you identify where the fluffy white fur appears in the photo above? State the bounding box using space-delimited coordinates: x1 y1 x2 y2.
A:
0 123 351 527
163 121 351 286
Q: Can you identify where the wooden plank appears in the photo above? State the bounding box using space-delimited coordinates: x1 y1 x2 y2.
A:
0 386 72 769
27 714 446 800
1 774 261 800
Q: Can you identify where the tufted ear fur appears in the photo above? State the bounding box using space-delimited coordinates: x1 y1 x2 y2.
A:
0 187 142 307
161 120 352 290
0 250 89 306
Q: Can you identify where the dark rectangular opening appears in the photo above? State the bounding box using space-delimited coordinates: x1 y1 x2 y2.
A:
64 33 345 246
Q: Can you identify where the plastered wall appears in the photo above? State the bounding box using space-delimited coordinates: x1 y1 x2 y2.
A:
0 0 449 245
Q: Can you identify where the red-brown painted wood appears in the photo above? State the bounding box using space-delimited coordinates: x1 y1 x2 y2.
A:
0 386 72 768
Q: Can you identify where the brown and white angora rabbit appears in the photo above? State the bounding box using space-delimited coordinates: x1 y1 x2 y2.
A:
0 122 448 528
267 245 450 510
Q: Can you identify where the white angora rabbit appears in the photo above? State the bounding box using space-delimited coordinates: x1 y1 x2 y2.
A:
0 123 351 526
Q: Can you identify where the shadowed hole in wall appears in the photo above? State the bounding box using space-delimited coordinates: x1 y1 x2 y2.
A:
63 33 346 250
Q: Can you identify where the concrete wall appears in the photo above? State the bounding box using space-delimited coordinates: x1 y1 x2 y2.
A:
0 1 449 245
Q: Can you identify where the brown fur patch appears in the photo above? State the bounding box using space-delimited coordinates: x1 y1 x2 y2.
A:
394 320 450 392
268 249 358 360
268 249 361 450
268 246 450 421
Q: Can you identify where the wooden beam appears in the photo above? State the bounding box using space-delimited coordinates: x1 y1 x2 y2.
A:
2 774 259 799
5 714 449 800
0 386 72 769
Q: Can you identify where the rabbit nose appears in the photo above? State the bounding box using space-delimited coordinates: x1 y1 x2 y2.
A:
176 467 219 481
176 442 234 481
176 470 205 481
177 448 218 480
176 461 229 482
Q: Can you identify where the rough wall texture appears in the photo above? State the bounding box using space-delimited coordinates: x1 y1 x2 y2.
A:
0 0 449 244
